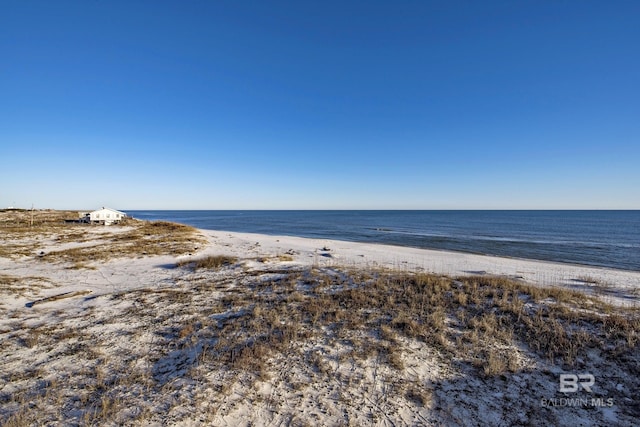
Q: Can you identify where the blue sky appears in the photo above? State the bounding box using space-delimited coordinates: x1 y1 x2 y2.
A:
2 0 639 209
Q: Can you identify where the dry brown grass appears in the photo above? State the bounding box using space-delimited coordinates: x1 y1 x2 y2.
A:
0 275 54 302
0 210 206 266
0 210 79 258
0 209 77 229
176 255 238 270
276 254 294 262
41 220 205 264
1 265 638 425
0 274 22 289
145 269 639 383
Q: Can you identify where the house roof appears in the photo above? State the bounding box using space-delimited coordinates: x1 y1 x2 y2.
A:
90 207 126 216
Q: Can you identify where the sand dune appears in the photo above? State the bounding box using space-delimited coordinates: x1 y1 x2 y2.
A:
1 222 638 425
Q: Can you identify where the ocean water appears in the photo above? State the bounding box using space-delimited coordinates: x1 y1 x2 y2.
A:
125 210 640 271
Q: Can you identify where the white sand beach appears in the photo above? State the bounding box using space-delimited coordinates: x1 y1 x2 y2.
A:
1 221 639 426
3 227 638 311
198 229 640 303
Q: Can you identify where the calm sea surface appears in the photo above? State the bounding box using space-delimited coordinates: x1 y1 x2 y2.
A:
125 211 640 271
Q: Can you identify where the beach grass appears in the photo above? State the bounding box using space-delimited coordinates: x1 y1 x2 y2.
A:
176 255 238 270
0 210 205 265
2 265 638 425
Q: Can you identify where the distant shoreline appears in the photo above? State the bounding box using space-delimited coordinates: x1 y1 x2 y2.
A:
126 210 640 272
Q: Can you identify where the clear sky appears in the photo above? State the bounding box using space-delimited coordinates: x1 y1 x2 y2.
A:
2 1 639 210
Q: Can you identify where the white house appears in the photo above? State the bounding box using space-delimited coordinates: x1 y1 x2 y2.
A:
87 207 127 225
